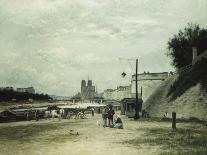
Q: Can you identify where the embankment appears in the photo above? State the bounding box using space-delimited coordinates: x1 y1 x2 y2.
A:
145 59 207 120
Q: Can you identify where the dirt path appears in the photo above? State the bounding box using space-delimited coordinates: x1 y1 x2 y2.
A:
32 115 162 155
0 113 206 155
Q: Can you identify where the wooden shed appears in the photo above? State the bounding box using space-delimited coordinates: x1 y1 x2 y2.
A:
120 98 143 118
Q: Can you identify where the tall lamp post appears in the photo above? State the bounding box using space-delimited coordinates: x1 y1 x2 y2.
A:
134 58 139 119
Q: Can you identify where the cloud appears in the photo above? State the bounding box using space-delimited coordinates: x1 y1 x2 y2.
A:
0 0 206 95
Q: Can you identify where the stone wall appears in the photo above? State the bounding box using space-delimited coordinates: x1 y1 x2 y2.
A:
145 75 207 120
103 86 132 101
131 80 163 103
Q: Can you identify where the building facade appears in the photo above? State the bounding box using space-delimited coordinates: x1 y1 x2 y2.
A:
17 87 35 94
131 72 168 102
103 85 133 101
103 72 168 102
0 87 14 91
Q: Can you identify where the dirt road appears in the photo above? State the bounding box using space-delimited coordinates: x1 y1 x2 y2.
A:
0 113 206 155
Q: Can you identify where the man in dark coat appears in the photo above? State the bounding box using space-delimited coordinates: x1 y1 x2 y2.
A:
107 105 115 127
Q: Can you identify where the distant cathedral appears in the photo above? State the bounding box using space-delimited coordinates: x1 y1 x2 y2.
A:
81 79 96 100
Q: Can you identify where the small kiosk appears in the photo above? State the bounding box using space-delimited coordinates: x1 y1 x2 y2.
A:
121 98 143 118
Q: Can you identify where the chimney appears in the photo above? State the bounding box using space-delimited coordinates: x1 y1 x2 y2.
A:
192 46 197 65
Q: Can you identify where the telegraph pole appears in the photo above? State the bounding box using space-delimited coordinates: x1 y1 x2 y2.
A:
134 59 139 119
119 57 140 119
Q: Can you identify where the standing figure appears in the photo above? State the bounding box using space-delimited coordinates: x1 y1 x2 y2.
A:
107 105 115 127
24 111 30 120
91 108 95 117
98 108 101 114
35 110 39 121
58 109 63 121
102 107 108 127
51 110 57 120
60 108 64 119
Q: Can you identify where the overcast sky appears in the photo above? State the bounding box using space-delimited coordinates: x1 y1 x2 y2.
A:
0 0 206 96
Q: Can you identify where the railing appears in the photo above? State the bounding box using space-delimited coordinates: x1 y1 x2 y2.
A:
167 49 207 77
168 64 193 77
177 64 192 74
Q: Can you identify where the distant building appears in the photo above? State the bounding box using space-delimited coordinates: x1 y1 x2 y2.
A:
17 87 35 94
103 85 132 101
81 80 96 100
0 87 14 91
103 72 168 102
131 72 168 82
131 72 168 102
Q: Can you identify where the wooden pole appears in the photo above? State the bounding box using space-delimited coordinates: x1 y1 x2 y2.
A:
172 112 176 129
134 59 139 119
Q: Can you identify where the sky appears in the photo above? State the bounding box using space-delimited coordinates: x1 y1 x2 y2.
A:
0 0 206 96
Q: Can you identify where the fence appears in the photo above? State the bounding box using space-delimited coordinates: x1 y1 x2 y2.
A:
177 64 192 74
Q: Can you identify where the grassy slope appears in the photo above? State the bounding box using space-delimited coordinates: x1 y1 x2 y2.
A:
145 59 207 120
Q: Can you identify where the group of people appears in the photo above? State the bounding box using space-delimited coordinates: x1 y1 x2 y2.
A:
102 105 123 129
25 106 123 129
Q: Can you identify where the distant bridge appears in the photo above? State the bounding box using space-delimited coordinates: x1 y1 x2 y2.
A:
131 72 169 81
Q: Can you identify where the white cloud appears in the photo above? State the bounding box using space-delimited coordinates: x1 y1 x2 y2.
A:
0 0 206 95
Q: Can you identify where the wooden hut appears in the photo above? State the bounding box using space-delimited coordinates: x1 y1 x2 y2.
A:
120 98 143 118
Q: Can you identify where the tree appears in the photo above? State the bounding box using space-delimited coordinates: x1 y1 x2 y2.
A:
167 23 207 68
0 90 51 102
